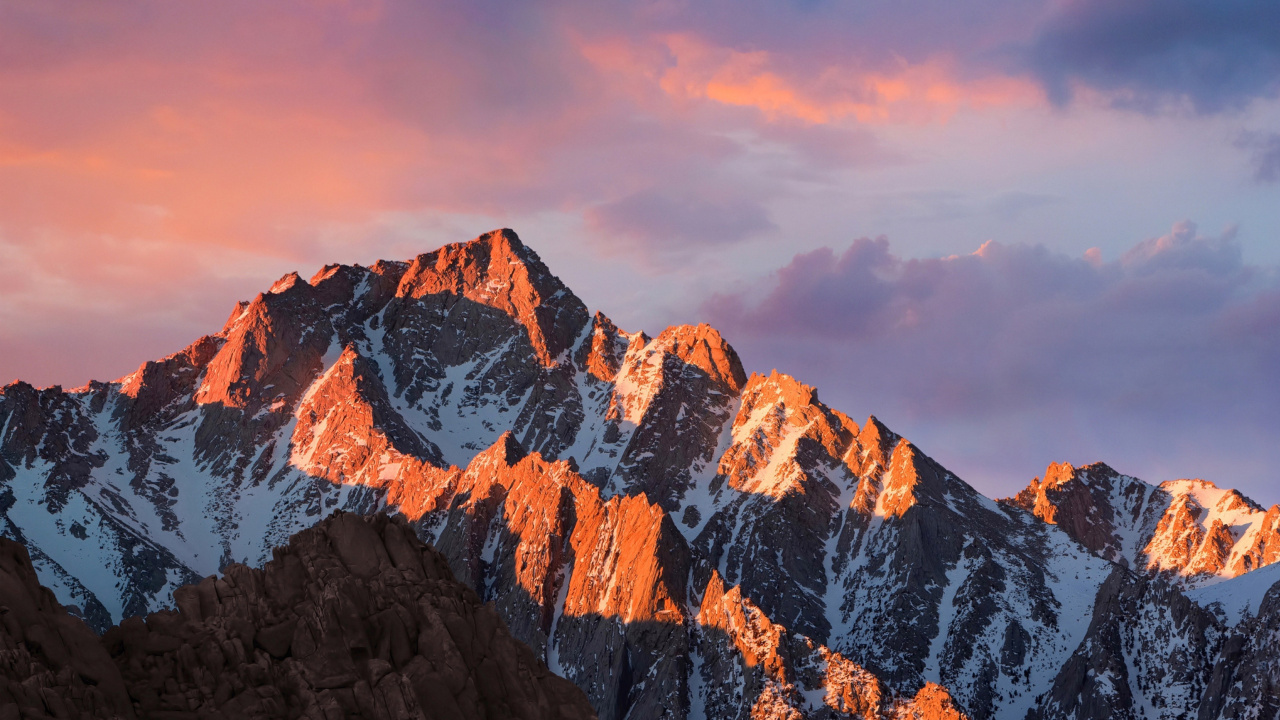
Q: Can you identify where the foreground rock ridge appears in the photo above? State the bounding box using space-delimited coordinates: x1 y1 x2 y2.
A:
1 511 595 719
2 228 1279 719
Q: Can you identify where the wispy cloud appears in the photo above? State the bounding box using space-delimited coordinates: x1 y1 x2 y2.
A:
1237 131 1280 183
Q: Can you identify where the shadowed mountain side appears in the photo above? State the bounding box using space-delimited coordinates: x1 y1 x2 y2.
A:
823 442 1116 720
417 431 999 719
425 433 691 720
688 371 863 642
0 538 136 718
430 478 978 720
1031 566 1222 720
0 378 203 629
591 321 747 510
1196 580 1280 719
696 568 971 720
671 374 1105 719
1 512 598 719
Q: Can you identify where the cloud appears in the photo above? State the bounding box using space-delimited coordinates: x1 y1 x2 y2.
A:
0 1 783 384
0 0 1062 386
705 222 1280 499
1237 131 1280 182
2 0 1278 511
585 188 775 258
0 231 282 387
1119 219 1243 274
595 33 1041 126
0 2 964 268
1028 0 1280 112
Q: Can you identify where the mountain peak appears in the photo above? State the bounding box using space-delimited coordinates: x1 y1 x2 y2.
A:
396 229 589 365
846 414 901 476
1009 462 1280 585
1078 460 1119 476
737 372 812 422
744 370 818 407
1160 478 1266 514
1041 461 1076 488
652 323 747 394
473 431 530 471
267 271 304 295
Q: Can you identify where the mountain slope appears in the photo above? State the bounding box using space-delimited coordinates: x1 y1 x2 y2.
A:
1009 462 1280 587
4 228 1280 719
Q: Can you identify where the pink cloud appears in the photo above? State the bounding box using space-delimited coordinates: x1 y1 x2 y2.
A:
3 0 1274 434
704 223 1280 501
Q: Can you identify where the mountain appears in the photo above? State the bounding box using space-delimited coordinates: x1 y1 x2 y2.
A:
3 228 1279 719
1008 462 1280 586
0 510 595 719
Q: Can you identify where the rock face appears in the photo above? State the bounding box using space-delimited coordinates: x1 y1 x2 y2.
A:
0 512 596 719
4 228 1280 719
0 537 135 719
695 569 969 720
1009 462 1280 586
1032 568 1221 720
1195 578 1280 720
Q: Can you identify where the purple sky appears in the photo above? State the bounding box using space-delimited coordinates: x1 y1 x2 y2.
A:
1 0 1278 502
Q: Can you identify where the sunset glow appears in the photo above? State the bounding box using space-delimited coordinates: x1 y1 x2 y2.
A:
3 0 1280 502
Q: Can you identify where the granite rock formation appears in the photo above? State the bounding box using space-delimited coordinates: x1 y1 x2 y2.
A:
0 511 596 719
0 536 135 719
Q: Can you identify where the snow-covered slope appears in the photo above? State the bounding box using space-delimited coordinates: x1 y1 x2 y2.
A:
1187 560 1280 626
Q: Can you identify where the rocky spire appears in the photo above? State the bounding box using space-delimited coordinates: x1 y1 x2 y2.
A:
395 229 589 366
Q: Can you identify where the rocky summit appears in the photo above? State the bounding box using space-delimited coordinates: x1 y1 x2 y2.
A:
2 228 1280 719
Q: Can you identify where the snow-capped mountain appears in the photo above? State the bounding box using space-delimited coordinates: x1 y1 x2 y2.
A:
2 229 1278 719
1009 462 1280 586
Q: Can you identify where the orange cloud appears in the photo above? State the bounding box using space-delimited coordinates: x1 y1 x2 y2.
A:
582 33 1041 125
0 3 1045 388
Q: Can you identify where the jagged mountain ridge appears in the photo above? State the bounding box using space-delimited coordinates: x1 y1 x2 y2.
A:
1009 461 1280 587
2 228 1279 719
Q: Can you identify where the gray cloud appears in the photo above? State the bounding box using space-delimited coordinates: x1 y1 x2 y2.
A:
1237 131 1280 182
584 187 776 258
1027 0 1280 112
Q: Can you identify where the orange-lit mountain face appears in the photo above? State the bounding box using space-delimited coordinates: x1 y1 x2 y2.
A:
1010 462 1280 585
2 229 1278 719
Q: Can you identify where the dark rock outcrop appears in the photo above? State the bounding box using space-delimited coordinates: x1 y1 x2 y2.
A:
0 539 135 719
0 512 597 719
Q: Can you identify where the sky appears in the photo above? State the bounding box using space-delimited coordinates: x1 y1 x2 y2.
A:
2 0 1279 502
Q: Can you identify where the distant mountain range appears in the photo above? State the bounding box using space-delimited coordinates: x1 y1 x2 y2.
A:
2 229 1278 719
